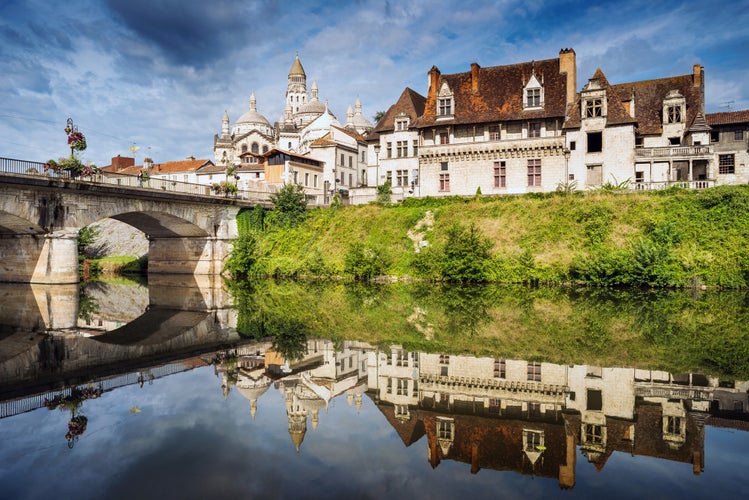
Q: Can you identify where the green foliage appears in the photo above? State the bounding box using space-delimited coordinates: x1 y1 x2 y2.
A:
597 175 631 192
377 179 392 204
475 186 482 197
269 183 308 228
77 226 99 255
575 205 613 248
440 223 493 282
344 242 390 280
224 233 259 280
237 206 266 235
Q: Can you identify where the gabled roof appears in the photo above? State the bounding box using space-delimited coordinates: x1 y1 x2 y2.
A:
262 148 325 166
332 125 367 143
564 68 637 129
611 73 702 135
417 57 569 128
149 158 214 174
706 110 749 126
374 87 426 134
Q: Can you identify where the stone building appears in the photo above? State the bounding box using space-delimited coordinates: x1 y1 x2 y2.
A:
706 110 749 184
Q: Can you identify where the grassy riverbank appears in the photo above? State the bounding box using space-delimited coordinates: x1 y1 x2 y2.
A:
234 185 749 288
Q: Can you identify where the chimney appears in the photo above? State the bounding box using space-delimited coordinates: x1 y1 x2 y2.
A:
143 157 153 170
111 155 135 172
428 66 441 99
693 64 705 113
559 48 577 108
471 62 480 93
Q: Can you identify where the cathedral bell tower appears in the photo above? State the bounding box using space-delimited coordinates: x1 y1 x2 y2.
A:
286 52 308 117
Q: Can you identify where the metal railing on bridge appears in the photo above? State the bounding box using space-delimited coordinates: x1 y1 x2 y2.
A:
0 157 273 203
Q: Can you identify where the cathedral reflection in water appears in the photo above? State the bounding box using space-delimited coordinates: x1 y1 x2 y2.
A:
206 339 748 487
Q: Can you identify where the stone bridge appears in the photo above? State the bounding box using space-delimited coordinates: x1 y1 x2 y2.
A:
0 173 255 283
0 276 241 394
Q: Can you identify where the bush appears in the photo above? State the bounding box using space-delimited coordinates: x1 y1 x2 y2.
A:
224 234 259 280
269 183 308 228
344 242 389 279
440 223 493 282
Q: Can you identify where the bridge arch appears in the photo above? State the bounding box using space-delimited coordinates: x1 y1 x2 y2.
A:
0 176 242 283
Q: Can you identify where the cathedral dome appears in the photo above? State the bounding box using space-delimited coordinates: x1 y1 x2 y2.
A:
289 53 306 77
234 91 272 135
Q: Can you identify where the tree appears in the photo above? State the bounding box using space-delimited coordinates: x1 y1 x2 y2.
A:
373 110 386 124
440 223 494 282
269 182 308 227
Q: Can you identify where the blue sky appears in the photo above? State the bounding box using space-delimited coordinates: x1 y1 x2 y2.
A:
1 0 747 167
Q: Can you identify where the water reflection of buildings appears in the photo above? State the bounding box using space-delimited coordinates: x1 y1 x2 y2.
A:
369 346 749 487
215 340 370 452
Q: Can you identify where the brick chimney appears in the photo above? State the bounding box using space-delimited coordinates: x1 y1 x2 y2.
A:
428 65 441 99
559 48 577 108
111 155 135 172
693 64 705 113
471 62 480 93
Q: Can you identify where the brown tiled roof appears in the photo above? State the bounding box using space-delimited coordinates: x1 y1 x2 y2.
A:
706 110 749 125
150 159 213 174
332 125 367 143
374 87 426 133
101 164 143 175
564 68 637 129
417 57 569 129
612 73 702 135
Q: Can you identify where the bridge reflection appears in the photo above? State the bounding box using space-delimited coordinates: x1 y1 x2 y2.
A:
0 275 239 396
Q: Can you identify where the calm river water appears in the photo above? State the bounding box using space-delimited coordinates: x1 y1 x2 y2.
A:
0 276 747 499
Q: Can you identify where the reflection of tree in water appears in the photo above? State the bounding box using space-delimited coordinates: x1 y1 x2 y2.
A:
44 385 102 448
344 282 392 309
77 285 100 324
430 284 495 337
269 317 309 362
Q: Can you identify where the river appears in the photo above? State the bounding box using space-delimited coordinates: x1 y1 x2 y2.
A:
0 277 747 499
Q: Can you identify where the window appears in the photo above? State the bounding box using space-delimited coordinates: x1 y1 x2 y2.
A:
251 142 259 154
314 175 318 187
669 137 680 145
667 105 682 123
524 430 543 452
494 358 506 378
386 378 392 394
529 122 541 138
396 170 408 186
413 140 418 157
349 156 352 167
241 144 248 153
439 354 450 364
397 378 408 396
340 153 345 166
349 173 352 186
711 131 720 143
735 130 745 141
570 140 576 151
304 173 309 186
386 171 392 184
587 132 602 153
719 154 735 174
361 150 366 162
396 118 409 131
584 424 603 445
441 162 448 171
440 173 450 191
489 125 500 141
262 145 268 153
439 132 449 144
585 98 602 118
527 159 541 187
635 171 644 183
437 418 453 440
666 416 682 436
635 137 643 148
527 362 541 381
386 142 392 158
493 161 506 188
396 141 406 158
438 98 452 116
288 142 292 149
526 88 541 107
586 389 603 411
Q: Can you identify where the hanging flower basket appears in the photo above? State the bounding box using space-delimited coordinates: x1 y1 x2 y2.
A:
67 131 87 151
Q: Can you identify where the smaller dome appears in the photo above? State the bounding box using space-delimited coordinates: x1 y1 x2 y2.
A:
236 91 270 127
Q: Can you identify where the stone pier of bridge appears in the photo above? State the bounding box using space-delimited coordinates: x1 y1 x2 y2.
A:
0 174 245 284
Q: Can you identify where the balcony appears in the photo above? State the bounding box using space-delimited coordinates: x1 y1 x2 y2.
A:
420 135 565 158
635 145 712 159
634 180 715 191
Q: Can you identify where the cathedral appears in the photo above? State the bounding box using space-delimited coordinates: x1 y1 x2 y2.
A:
213 53 373 166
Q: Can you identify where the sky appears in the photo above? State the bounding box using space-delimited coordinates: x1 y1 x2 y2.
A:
1 0 748 167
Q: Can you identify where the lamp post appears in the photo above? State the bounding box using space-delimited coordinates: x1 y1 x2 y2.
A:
563 147 571 186
64 117 77 156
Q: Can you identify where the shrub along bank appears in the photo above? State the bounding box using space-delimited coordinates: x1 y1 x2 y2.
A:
226 185 749 288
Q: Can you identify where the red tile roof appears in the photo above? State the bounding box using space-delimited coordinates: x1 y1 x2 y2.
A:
374 87 426 134
150 158 213 173
706 110 749 125
417 57 570 128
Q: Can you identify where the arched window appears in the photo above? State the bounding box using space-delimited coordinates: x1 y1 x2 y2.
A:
288 142 292 149
241 144 248 153
251 142 259 154
262 145 269 153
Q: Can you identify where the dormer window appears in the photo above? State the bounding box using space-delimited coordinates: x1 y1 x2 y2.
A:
667 105 682 123
437 83 454 118
523 74 544 109
395 114 409 131
585 98 602 118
